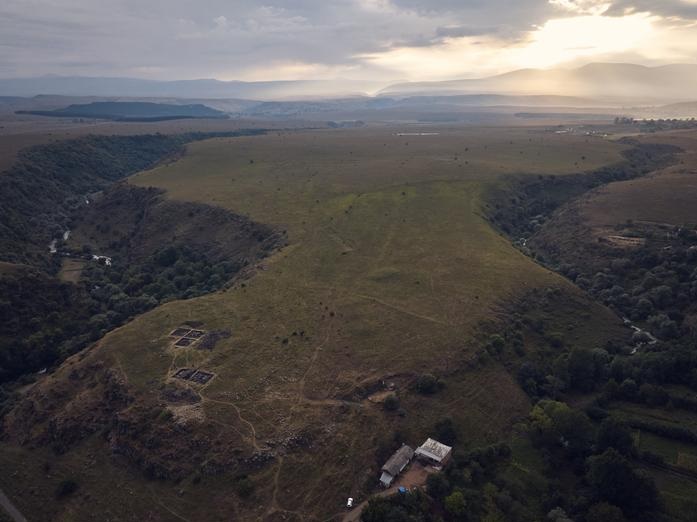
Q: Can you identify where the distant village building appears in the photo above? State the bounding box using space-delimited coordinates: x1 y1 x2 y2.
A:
379 445 414 488
414 438 452 467
92 255 112 266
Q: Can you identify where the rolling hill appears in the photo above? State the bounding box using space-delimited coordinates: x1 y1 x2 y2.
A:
0 76 387 101
0 125 635 521
3 63 697 104
634 100 697 119
381 63 697 103
17 101 228 121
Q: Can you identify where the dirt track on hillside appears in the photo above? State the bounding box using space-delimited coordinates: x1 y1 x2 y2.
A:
0 487 27 522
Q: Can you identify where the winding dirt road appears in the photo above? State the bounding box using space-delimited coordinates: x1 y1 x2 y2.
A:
0 488 27 522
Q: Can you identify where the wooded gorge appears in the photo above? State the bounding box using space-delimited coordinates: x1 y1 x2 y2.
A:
0 131 280 386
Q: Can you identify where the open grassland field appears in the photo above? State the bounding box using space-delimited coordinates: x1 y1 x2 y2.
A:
647 466 697 521
0 115 296 174
615 401 697 433
0 126 630 521
0 261 27 275
574 130 697 228
634 429 697 467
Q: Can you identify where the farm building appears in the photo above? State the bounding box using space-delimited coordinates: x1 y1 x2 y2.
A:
414 438 452 466
92 254 112 266
379 445 414 487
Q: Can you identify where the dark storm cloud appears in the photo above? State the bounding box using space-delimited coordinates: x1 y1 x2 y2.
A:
384 25 499 48
435 26 499 38
606 0 697 18
0 0 552 79
0 0 694 80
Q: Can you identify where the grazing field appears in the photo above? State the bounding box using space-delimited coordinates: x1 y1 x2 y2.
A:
57 259 85 283
0 125 630 521
0 114 286 174
648 465 697 520
574 130 697 228
634 430 697 466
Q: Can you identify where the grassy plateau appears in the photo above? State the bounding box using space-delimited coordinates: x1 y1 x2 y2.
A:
0 125 630 521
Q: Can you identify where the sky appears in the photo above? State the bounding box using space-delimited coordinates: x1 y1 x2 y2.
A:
1 0 697 82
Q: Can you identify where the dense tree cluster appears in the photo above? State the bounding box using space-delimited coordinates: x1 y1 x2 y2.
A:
638 119 697 133
558 231 697 342
527 400 660 521
0 130 265 267
87 244 242 304
0 267 92 383
0 130 268 387
0 245 241 385
362 400 661 522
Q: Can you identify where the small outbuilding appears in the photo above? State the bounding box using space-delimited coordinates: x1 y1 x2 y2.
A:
414 438 452 467
379 445 414 488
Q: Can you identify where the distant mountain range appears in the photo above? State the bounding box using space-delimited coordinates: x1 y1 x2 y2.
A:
2 64 697 103
380 63 697 103
0 63 697 105
6 94 697 124
17 101 228 121
4 64 697 121
0 63 697 104
0 76 386 101
236 94 607 118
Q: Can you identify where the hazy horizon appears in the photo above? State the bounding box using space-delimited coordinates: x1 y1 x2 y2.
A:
3 61 697 103
2 60 697 83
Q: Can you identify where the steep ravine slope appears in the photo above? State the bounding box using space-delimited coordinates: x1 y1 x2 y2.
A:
0 128 636 521
0 131 279 383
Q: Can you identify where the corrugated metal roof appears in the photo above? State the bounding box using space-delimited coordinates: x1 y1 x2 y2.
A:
415 438 452 461
379 472 394 486
381 445 414 476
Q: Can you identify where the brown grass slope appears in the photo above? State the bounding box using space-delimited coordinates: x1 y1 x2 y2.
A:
531 130 697 270
0 126 630 521
69 183 282 263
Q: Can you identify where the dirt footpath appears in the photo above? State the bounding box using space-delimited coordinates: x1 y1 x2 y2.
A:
342 462 436 522
0 487 27 522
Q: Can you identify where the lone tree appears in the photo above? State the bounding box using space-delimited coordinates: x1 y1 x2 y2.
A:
415 373 439 394
434 417 457 445
383 394 400 412
55 478 78 499
444 490 466 516
586 502 627 522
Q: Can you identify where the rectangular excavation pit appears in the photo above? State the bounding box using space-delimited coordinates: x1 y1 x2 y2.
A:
169 326 208 347
189 370 214 385
174 368 196 380
173 368 214 385
170 328 192 337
